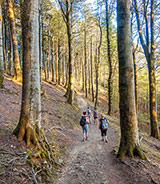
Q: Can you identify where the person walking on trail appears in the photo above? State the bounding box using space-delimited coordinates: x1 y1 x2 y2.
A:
80 111 89 142
86 106 91 124
93 107 98 124
99 114 109 142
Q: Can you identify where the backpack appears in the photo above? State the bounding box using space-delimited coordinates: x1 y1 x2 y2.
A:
94 110 98 118
87 109 91 116
100 118 108 130
80 116 86 127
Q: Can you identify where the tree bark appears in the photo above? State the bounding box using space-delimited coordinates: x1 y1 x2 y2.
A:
7 0 21 80
14 0 41 147
0 3 4 88
117 0 146 160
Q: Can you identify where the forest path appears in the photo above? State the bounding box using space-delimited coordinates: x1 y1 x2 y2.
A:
55 95 132 184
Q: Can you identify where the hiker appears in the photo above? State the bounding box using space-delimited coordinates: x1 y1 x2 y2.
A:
86 106 91 124
80 111 89 141
99 114 109 142
93 107 98 124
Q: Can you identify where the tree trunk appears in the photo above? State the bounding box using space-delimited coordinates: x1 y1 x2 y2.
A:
95 22 102 108
117 0 146 160
7 33 13 75
51 37 55 82
66 21 73 104
39 9 42 85
90 36 94 102
14 0 41 147
47 27 50 81
84 27 87 98
105 0 113 116
62 51 65 85
58 37 61 85
134 0 159 138
0 3 4 88
7 0 21 80
1 3 7 71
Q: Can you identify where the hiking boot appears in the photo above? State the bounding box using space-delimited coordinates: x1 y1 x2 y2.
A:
82 138 85 142
101 138 104 141
105 138 108 143
86 137 89 141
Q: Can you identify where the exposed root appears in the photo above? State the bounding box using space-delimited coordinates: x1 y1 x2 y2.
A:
117 144 147 160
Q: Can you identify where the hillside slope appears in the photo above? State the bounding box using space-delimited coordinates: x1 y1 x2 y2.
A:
0 77 160 184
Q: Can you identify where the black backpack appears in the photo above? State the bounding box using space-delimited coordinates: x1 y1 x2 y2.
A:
80 116 86 127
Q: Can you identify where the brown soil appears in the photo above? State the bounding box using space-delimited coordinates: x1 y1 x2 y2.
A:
0 76 160 184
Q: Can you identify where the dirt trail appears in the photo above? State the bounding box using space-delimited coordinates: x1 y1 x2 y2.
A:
54 95 135 184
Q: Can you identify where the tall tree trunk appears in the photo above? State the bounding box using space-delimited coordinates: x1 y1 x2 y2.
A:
117 0 146 160
64 52 68 89
105 0 113 116
1 3 6 71
7 33 12 75
90 36 94 102
47 26 50 80
65 1 73 105
54 39 58 83
51 37 54 82
7 0 21 80
0 3 4 88
88 55 91 94
66 21 73 104
95 25 102 108
84 27 87 98
14 0 41 146
58 37 61 85
134 0 159 138
62 51 65 85
42 19 47 81
39 8 42 85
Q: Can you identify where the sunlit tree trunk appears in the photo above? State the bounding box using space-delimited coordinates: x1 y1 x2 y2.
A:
7 0 21 80
0 3 4 88
14 0 41 146
134 0 159 138
117 0 146 160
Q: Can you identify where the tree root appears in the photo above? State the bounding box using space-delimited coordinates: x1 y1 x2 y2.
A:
117 144 147 160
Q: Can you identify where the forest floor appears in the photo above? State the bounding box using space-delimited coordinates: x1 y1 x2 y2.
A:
0 76 160 184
